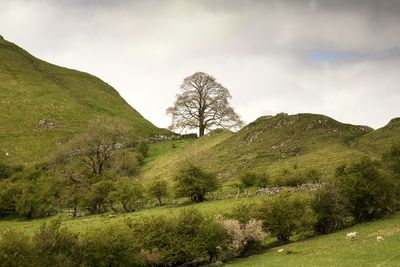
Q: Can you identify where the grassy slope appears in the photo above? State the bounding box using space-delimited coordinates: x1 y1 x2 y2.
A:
0 38 168 164
226 213 400 267
356 118 400 157
139 130 233 183
0 196 261 235
139 113 377 185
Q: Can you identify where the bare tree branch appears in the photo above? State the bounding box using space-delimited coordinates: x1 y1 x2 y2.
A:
166 72 244 136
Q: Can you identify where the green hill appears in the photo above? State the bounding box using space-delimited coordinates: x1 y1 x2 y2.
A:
226 212 400 267
0 38 168 164
356 117 400 156
139 113 400 185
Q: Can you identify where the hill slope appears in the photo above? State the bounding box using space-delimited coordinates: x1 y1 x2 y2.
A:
0 38 168 164
139 113 399 185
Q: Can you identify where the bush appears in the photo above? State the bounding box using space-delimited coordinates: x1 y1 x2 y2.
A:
229 202 261 224
80 180 115 214
216 216 267 260
239 172 270 188
272 168 321 187
335 158 396 222
258 192 316 242
81 225 140 267
174 164 220 202
130 208 228 266
109 178 145 212
147 179 168 205
0 230 33 266
32 219 81 267
312 184 351 234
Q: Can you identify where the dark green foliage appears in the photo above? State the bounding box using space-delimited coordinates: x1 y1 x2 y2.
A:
32 219 81 267
258 192 316 242
0 230 33 267
239 172 270 188
229 202 261 224
130 208 227 266
335 158 396 222
383 144 400 178
81 225 140 267
80 180 115 214
174 164 220 202
137 141 149 158
312 184 352 234
109 178 145 212
273 168 321 186
147 179 168 205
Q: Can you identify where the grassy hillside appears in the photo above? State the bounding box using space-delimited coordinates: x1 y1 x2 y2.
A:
0 38 168 164
356 117 400 156
140 113 376 185
226 213 400 267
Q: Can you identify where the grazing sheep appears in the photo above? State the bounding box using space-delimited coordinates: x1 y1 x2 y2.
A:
377 236 384 242
278 249 284 253
346 231 358 241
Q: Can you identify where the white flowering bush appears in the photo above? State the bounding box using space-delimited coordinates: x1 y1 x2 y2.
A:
216 216 267 260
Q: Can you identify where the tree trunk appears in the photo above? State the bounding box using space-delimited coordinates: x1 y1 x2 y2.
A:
157 197 163 206
199 126 205 137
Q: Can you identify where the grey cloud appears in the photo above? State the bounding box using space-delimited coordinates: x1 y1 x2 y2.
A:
0 0 399 129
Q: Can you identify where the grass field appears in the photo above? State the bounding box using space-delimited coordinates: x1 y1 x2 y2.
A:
0 195 262 235
225 213 400 267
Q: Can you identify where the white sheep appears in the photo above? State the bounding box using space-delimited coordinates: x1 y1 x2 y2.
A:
346 231 358 241
377 236 384 242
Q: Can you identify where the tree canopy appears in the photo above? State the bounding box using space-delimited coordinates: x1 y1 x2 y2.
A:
167 72 243 137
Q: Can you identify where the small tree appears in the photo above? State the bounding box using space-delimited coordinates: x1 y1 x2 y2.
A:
147 179 168 205
335 158 396 222
56 117 136 178
174 164 220 202
109 178 145 212
167 72 243 136
258 191 315 242
312 184 351 234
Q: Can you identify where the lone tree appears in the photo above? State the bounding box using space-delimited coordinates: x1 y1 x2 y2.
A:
174 164 220 202
167 72 243 137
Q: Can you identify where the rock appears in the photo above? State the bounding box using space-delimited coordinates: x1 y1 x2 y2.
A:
38 118 55 128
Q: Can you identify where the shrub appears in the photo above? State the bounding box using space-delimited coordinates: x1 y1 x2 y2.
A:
312 184 351 234
109 178 145 212
258 192 316 242
80 180 115 214
81 225 140 267
335 158 396 222
272 168 321 186
174 164 220 202
229 202 261 224
239 172 270 188
216 216 267 260
147 179 168 205
0 230 33 266
130 208 228 266
32 219 81 267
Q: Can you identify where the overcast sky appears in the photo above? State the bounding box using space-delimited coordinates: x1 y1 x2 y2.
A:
1 0 400 129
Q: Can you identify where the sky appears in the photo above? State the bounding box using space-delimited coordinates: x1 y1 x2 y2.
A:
1 0 400 130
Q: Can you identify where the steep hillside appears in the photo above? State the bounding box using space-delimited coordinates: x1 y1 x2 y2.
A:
139 113 374 184
0 38 168 164
204 113 372 180
356 117 400 156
